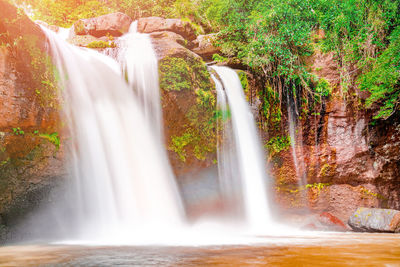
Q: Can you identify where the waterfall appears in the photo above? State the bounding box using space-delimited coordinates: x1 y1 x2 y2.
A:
287 92 308 209
42 26 183 241
57 27 71 41
211 66 274 231
117 21 163 138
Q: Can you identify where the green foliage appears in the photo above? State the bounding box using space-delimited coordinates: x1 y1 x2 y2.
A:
170 132 193 162
315 78 332 98
159 57 192 91
16 0 113 27
170 128 213 162
39 132 60 149
20 34 60 109
160 55 216 162
86 40 116 49
212 53 227 63
17 0 400 121
261 85 281 131
159 56 214 107
305 183 330 193
237 71 249 94
265 135 291 157
195 88 215 107
214 108 231 122
315 0 400 99
359 26 400 119
0 158 10 167
12 127 24 136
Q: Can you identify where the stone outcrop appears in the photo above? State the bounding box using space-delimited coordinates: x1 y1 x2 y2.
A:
271 38 400 226
192 34 220 60
348 207 400 232
138 17 197 41
73 12 132 38
151 30 217 178
150 31 199 61
0 0 66 232
273 96 400 223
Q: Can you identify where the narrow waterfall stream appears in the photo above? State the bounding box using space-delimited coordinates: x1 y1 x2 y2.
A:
211 66 275 231
286 92 308 209
213 74 243 219
43 27 184 242
117 21 163 138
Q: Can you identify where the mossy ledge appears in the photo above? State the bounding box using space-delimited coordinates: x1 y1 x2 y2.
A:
159 55 217 174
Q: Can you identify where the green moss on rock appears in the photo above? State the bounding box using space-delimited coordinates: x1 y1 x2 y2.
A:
237 70 249 94
159 56 213 100
159 57 192 91
159 55 217 164
86 40 116 49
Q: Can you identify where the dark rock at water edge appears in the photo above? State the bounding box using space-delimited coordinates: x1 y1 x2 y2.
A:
348 207 400 233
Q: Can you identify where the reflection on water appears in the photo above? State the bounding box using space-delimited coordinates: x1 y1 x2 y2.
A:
1 233 400 266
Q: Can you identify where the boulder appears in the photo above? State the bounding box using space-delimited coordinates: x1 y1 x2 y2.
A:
73 12 132 38
138 17 197 41
149 30 217 178
192 34 220 60
348 207 400 233
150 31 187 47
35 20 59 33
149 31 200 61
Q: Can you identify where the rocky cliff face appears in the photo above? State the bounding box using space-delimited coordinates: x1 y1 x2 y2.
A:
0 1 66 232
270 47 400 223
146 20 217 178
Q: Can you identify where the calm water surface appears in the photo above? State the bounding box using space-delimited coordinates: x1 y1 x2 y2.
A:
1 233 399 266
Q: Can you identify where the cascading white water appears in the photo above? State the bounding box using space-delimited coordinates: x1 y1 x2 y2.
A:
211 66 274 230
57 27 71 41
212 74 243 218
287 93 308 207
43 27 183 241
116 21 163 138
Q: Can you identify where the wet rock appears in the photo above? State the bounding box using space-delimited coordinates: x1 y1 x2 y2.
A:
348 208 400 233
149 31 200 61
0 0 66 224
318 212 348 231
306 50 339 91
73 12 132 38
273 40 400 214
192 34 220 60
35 20 59 33
312 184 380 223
152 31 216 178
138 17 197 41
67 35 102 47
303 212 348 232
